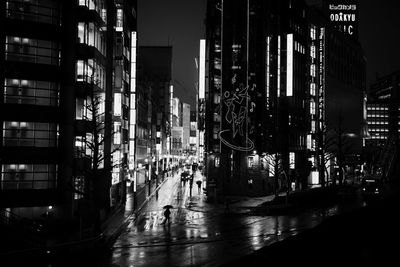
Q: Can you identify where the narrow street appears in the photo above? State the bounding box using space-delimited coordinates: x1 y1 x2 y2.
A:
92 170 365 267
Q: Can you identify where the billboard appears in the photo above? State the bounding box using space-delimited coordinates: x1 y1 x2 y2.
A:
328 3 358 37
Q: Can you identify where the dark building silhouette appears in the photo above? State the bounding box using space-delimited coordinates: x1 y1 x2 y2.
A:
134 46 173 204
204 0 365 199
1 0 137 234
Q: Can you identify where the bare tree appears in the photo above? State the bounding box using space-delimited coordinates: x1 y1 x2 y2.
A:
322 114 355 186
71 83 123 236
264 153 285 197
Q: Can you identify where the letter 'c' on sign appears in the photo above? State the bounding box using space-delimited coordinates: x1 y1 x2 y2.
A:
348 25 353 35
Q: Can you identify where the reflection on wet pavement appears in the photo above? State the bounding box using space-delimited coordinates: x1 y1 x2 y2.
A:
97 171 365 267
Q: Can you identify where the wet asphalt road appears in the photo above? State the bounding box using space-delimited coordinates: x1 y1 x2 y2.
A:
94 171 365 267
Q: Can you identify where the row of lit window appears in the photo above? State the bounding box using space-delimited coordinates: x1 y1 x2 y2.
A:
367 121 388 125
294 41 305 54
76 59 106 89
78 0 105 20
367 106 388 111
5 36 60 66
78 22 106 55
6 0 61 25
369 128 389 132
370 135 387 139
367 114 389 118
310 26 317 41
3 121 58 147
3 78 59 106
1 164 57 190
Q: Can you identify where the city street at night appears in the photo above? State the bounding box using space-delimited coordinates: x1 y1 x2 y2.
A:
1 0 400 266
97 170 365 267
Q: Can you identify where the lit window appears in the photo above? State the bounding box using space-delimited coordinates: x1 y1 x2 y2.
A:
310 64 316 77
3 121 58 147
116 9 123 31
310 45 316 59
214 156 220 167
247 157 254 168
310 83 316 96
311 121 316 132
1 164 57 190
310 101 316 115
5 36 60 65
114 93 122 116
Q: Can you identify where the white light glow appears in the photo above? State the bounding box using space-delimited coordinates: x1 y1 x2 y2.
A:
114 93 121 116
286 34 293 97
199 39 206 99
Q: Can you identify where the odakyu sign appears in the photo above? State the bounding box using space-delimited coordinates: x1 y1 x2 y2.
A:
328 3 358 36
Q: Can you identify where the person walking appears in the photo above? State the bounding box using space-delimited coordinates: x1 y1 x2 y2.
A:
196 180 202 194
189 175 194 197
163 207 171 225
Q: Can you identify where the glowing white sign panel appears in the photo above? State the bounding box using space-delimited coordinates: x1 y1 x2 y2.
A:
286 34 293 97
328 3 357 36
289 152 295 169
199 39 206 99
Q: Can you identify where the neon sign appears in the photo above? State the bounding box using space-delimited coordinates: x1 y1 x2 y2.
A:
328 3 358 36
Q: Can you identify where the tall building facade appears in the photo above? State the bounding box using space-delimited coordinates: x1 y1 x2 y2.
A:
1 0 137 230
308 4 365 186
135 46 172 191
366 71 400 147
182 102 191 153
204 0 365 198
205 0 311 198
190 110 198 158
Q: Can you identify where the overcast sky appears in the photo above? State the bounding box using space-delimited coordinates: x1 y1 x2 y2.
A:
138 0 400 104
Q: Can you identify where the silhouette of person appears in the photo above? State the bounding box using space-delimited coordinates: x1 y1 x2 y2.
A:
163 208 171 225
196 180 202 194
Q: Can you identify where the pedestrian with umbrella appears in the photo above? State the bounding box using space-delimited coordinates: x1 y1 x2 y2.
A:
162 205 173 225
196 179 202 194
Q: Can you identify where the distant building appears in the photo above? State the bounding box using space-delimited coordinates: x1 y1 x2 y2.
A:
171 127 183 156
190 110 198 157
366 71 400 147
182 102 191 152
136 46 173 183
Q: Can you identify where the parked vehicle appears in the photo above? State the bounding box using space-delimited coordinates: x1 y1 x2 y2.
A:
361 177 383 199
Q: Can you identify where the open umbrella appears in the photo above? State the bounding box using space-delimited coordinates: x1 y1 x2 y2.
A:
163 205 173 209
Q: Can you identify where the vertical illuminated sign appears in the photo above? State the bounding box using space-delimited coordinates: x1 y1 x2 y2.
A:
266 36 270 108
129 31 137 191
277 36 281 96
286 34 293 97
289 152 295 169
199 39 206 99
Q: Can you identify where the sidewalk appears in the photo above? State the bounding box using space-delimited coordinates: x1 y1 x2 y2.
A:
91 171 345 251
100 173 173 248
184 170 292 214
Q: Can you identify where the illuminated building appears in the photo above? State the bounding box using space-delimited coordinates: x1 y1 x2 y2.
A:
170 97 182 165
1 0 137 228
308 4 366 186
366 71 400 147
182 102 191 153
205 0 311 198
204 0 365 198
198 39 206 164
190 110 198 157
135 46 173 201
